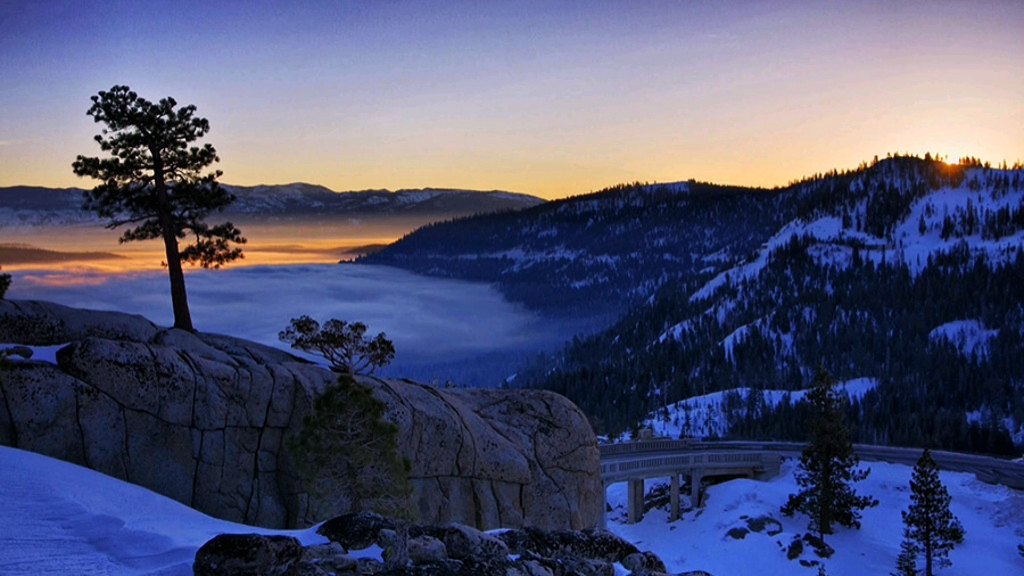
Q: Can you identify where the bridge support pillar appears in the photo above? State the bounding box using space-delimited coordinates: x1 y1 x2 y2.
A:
690 469 704 508
599 481 608 529
627 478 644 524
669 473 680 522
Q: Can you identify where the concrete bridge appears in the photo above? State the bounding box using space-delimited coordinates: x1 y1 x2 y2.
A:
599 439 782 525
598 439 1024 526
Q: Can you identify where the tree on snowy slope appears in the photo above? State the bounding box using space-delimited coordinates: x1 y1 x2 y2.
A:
891 536 920 576
898 449 965 576
781 366 878 540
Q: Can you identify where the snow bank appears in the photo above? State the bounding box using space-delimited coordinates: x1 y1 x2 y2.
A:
0 446 332 575
606 459 1024 576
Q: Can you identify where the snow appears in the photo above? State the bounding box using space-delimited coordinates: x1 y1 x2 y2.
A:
6 444 1016 576
644 379 878 440
605 459 1024 576
0 446 337 575
689 172 1024 306
929 320 998 358
656 319 694 344
0 343 67 364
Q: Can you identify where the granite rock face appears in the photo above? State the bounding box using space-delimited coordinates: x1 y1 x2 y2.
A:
0 299 602 530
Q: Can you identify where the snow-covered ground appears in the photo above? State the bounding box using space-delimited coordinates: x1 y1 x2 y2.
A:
929 319 998 358
0 446 334 575
2 446 1021 575
607 459 1024 576
643 379 878 440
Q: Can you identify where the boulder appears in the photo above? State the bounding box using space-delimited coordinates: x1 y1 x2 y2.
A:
193 533 303 576
407 535 448 563
620 551 667 574
414 524 509 561
498 527 639 563
0 299 602 530
317 512 396 551
194 518 674 576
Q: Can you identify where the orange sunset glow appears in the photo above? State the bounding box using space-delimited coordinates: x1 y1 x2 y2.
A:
1 1 1021 201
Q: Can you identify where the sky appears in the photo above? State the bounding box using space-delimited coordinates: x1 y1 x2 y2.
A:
1 0 1022 200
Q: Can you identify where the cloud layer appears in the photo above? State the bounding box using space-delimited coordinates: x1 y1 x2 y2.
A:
7 264 566 373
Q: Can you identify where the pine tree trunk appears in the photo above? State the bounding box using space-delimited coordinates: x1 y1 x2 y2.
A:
153 163 194 332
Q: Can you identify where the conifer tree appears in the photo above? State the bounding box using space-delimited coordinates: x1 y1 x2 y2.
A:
900 449 964 576
781 366 878 540
288 374 412 519
73 85 245 331
0 266 10 299
279 316 395 376
891 536 919 576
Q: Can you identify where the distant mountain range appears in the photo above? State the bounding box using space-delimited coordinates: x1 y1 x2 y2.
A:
0 183 544 227
359 180 790 318
360 156 1024 455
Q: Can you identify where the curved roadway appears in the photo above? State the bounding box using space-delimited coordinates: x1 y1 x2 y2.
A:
598 439 1024 490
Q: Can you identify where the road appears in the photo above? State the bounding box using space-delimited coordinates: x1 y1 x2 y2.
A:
598 439 1024 490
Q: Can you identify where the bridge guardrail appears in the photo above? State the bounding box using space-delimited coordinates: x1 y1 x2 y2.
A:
600 450 779 482
598 440 1024 489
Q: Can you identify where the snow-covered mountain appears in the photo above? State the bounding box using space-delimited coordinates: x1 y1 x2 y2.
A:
360 180 793 317
489 156 1024 454
0 184 544 227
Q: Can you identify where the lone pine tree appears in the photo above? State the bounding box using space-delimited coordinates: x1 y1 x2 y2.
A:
72 85 245 331
898 449 965 576
279 316 395 376
781 366 878 540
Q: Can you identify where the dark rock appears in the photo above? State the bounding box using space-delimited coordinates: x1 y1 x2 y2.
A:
801 533 835 559
282 562 332 576
498 527 640 564
317 512 396 551
620 551 667 574
725 527 749 540
512 557 555 576
296 542 357 574
553 554 615 576
408 535 448 563
380 559 466 576
414 524 507 561
192 533 303 576
785 536 803 560
460 554 516 576
357 557 386 574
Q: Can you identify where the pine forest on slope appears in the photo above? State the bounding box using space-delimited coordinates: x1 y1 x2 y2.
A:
364 156 1024 455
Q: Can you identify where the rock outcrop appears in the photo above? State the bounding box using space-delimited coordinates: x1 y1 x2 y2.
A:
194 512 687 576
0 299 602 530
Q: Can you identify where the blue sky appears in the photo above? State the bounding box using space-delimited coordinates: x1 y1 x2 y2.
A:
2 0 1021 198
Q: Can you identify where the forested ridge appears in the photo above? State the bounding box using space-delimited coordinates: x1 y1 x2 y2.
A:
513 157 1024 455
362 155 1023 454
359 181 793 317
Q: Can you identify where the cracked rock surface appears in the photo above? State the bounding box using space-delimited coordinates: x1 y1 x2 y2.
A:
0 299 602 530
